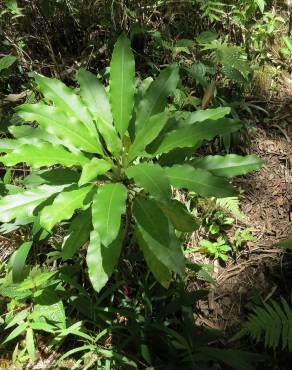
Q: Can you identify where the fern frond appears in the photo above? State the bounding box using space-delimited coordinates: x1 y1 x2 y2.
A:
216 197 245 221
243 297 292 351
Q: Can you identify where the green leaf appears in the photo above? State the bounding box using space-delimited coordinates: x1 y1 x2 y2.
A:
0 185 65 223
9 124 73 150
2 323 28 345
40 184 93 231
133 197 185 276
135 228 172 288
26 328 35 361
86 229 123 292
128 111 169 161
0 139 20 152
23 168 80 187
184 107 231 124
165 165 237 197
11 241 33 283
157 199 200 232
255 0 265 13
17 271 57 291
192 154 264 177
62 209 92 260
77 69 122 155
33 74 97 137
32 289 66 329
126 162 171 201
5 310 29 329
91 183 127 246
0 55 17 72
135 65 179 134
79 158 112 186
30 322 55 333
1 141 90 168
109 34 135 137
150 118 242 155
16 103 103 154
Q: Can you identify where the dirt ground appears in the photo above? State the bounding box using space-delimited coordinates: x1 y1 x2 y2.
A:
195 98 292 346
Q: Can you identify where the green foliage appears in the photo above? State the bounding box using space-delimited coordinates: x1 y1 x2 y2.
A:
216 196 245 221
199 237 231 262
235 297 292 351
233 227 256 251
0 35 262 294
0 55 17 73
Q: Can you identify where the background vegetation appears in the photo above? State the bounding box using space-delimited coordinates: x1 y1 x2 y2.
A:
0 0 291 369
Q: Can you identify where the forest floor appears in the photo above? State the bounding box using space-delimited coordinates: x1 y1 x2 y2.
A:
194 94 292 358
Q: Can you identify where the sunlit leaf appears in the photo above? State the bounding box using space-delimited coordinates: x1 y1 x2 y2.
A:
40 184 93 231
150 118 242 155
79 158 112 186
165 165 237 197
91 183 127 246
135 65 179 134
192 154 264 177
0 185 65 223
16 103 102 154
1 141 90 168
33 74 97 137
77 69 122 154
109 34 135 137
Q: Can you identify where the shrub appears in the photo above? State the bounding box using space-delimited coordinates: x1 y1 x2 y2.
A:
0 34 263 292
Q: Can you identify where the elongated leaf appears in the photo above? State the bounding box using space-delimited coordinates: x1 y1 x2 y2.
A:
133 197 185 275
40 184 93 231
0 55 17 72
24 168 80 187
92 183 127 246
192 154 264 177
135 65 179 134
109 34 135 137
2 323 28 345
1 141 90 168
16 103 103 154
0 139 19 153
26 328 35 360
9 124 77 152
79 158 112 186
126 162 171 201
11 241 33 283
135 228 171 288
0 185 65 223
86 229 123 292
165 165 237 197
128 111 168 161
33 74 97 136
5 310 29 329
62 209 92 260
255 0 265 13
150 118 242 155
184 107 231 124
77 69 122 155
157 199 200 232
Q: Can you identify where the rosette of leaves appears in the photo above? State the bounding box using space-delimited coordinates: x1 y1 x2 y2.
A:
0 35 263 292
